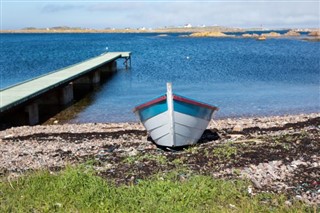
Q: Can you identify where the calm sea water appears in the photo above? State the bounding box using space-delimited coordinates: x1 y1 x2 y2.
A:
1 33 319 122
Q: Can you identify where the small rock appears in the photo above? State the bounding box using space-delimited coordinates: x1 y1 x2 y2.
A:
291 160 307 167
229 134 244 139
179 175 186 182
229 204 237 209
54 203 62 208
137 162 145 168
251 177 262 189
284 200 292 206
247 185 253 195
232 125 243 132
4 134 13 139
127 148 138 156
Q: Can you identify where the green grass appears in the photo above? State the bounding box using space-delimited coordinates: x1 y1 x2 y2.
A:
123 153 167 164
212 142 238 161
0 166 315 213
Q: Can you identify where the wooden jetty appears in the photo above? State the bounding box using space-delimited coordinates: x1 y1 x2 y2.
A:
0 52 131 128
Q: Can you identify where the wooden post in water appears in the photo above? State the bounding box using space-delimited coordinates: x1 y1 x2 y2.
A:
25 103 39 125
60 83 74 105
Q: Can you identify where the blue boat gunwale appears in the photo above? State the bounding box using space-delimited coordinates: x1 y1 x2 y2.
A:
133 93 219 112
133 95 167 112
173 94 219 111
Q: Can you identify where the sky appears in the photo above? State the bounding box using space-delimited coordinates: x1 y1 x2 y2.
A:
1 0 319 30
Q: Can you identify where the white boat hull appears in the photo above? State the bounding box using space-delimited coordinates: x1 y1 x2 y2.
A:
142 111 211 147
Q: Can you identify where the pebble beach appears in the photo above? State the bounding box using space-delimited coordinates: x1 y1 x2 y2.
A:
0 113 319 205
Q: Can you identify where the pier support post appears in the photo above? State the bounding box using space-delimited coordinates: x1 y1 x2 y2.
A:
124 57 131 69
60 83 74 105
91 71 101 84
111 60 117 72
25 103 39 125
99 61 117 73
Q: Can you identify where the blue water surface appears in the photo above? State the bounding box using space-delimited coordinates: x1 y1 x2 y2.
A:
1 33 319 122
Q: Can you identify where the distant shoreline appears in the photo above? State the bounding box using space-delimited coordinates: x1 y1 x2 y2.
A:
1 27 319 34
2 28 319 42
2 27 319 42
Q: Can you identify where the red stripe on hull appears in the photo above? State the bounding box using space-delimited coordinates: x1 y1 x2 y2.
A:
133 95 167 112
173 95 219 111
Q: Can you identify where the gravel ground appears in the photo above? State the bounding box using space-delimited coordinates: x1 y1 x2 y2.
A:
0 113 319 205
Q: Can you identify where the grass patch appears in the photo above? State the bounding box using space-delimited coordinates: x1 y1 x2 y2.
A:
185 145 200 154
0 166 314 212
123 154 167 164
212 142 238 160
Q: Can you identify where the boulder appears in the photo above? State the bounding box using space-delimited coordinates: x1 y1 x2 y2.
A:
284 30 300 36
189 31 230 37
242 33 259 38
232 125 243 132
308 31 320 36
257 36 266 41
242 33 252 38
261 32 281 37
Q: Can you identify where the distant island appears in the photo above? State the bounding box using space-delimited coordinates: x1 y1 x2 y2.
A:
1 25 318 33
1 25 319 41
1 25 245 33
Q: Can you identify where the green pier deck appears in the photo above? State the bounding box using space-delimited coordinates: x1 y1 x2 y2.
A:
0 52 131 113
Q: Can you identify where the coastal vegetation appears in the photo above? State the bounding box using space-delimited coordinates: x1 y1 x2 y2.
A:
0 165 314 212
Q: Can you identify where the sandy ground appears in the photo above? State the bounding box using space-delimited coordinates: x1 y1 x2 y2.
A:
0 113 319 205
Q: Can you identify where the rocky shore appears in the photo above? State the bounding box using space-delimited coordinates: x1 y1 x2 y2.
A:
188 30 320 41
0 113 319 205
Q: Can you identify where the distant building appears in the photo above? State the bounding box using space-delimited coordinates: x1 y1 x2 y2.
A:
184 23 192 28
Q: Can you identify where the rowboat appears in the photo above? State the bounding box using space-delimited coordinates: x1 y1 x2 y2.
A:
133 83 218 147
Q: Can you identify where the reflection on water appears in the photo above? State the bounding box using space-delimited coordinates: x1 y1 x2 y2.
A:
43 95 95 124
